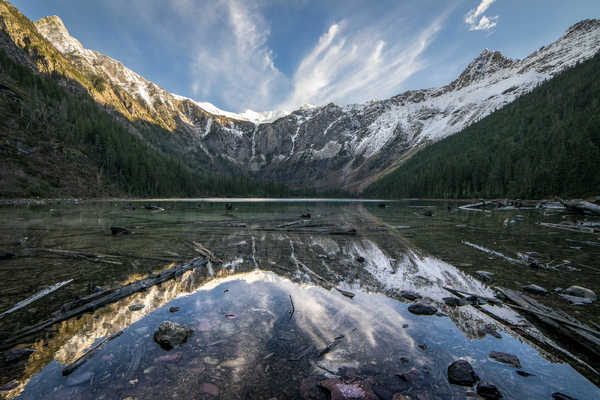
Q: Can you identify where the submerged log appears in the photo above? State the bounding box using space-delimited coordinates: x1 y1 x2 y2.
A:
445 287 600 378
496 288 600 357
560 199 600 216
187 241 222 263
0 279 73 319
462 241 526 266
62 330 123 375
1 258 208 349
539 222 597 234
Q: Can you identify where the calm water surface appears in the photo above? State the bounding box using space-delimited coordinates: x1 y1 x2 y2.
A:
0 199 598 399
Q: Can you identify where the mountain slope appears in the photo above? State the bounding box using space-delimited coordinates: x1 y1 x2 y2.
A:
364 51 600 199
0 1 294 198
32 14 600 192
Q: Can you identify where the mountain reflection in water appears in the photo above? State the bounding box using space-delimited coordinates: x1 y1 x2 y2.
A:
0 201 598 399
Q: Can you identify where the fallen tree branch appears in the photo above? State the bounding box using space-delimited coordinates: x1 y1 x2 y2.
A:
288 294 295 320
0 279 73 319
461 241 526 266
62 330 123 375
444 287 600 378
185 241 223 263
1 257 208 349
539 222 597 234
560 199 600 216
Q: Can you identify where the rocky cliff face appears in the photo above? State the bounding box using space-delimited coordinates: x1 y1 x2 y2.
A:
26 13 600 191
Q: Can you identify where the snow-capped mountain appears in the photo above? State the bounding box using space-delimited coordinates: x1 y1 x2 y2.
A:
34 16 600 191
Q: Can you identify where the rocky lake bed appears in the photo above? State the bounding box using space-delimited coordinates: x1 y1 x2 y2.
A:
0 199 598 399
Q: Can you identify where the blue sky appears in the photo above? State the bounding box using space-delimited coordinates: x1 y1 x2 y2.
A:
11 0 600 113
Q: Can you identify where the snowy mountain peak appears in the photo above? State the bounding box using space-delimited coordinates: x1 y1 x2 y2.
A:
452 49 514 90
564 18 600 38
35 15 87 55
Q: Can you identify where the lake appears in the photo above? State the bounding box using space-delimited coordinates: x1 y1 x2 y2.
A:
0 199 598 399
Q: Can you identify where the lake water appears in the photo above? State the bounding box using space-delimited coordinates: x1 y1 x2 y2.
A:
0 199 599 399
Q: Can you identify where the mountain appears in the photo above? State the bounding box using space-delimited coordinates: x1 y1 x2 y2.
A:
3 0 600 195
363 50 600 199
0 1 294 198
33 14 600 192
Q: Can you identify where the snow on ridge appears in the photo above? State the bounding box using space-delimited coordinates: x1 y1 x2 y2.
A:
171 95 289 124
354 23 600 158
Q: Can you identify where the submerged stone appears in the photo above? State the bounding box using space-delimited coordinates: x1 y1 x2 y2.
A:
110 226 132 236
3 347 34 363
564 286 597 301
560 294 592 305
522 284 548 295
443 297 467 307
516 370 535 377
475 271 494 282
129 304 144 311
0 380 18 391
400 290 422 301
408 302 437 315
319 377 378 400
447 360 479 386
198 383 220 396
477 382 503 399
489 351 522 368
153 321 193 350
552 392 578 400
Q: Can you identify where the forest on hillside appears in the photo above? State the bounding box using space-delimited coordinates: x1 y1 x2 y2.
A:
0 49 295 198
364 52 600 199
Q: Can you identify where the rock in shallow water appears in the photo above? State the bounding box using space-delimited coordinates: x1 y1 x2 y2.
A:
400 290 422 301
489 351 522 369
443 297 467 307
552 392 578 400
319 377 378 400
522 284 548 295
475 271 494 282
477 381 503 399
564 285 597 301
447 360 479 386
408 302 437 315
3 347 34 363
153 321 193 350
198 383 219 396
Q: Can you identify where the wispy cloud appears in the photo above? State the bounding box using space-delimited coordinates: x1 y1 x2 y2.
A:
465 0 499 31
279 15 444 109
111 0 448 112
176 0 288 112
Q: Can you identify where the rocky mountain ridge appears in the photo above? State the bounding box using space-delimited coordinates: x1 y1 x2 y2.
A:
13 5 600 191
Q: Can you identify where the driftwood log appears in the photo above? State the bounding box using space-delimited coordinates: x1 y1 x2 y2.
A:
443 287 600 378
0 279 73 319
496 288 600 357
560 199 600 216
1 257 208 349
62 330 123 375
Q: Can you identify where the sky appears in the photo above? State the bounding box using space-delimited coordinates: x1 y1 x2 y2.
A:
11 0 600 113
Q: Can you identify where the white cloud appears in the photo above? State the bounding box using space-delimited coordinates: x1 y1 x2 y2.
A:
278 15 445 110
465 0 499 31
184 0 288 112
113 0 448 113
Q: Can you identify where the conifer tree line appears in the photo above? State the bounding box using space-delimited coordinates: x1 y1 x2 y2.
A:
0 49 296 197
364 52 600 199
